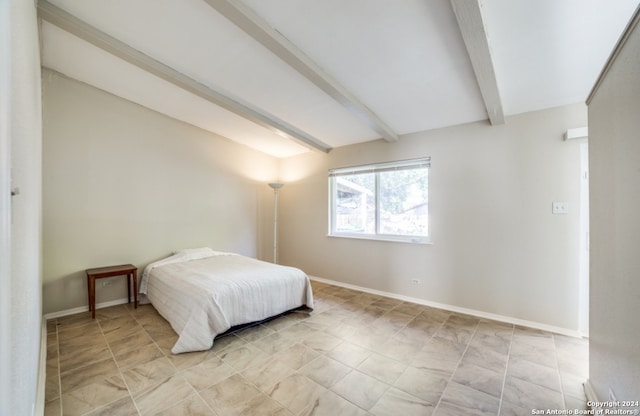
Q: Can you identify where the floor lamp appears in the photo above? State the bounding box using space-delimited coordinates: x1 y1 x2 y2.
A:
268 183 284 263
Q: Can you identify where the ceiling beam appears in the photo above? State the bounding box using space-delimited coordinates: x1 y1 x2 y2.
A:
37 0 331 153
451 0 505 125
204 0 399 143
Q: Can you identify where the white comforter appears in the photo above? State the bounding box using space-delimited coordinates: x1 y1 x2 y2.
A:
140 249 314 354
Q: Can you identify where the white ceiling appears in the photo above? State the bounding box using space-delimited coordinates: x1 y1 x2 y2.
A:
39 0 639 158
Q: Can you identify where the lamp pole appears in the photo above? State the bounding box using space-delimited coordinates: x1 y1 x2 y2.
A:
268 183 284 263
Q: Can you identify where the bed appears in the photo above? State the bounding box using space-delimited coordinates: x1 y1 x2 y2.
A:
139 248 314 354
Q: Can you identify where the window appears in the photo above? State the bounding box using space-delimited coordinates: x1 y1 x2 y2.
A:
328 158 430 243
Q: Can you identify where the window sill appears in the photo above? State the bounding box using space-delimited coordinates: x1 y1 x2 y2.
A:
327 233 432 245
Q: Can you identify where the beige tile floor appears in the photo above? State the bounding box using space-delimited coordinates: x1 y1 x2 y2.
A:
45 280 589 415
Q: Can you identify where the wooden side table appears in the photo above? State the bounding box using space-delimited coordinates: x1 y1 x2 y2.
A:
85 264 137 319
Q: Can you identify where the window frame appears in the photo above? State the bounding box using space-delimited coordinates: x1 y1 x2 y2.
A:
328 157 431 244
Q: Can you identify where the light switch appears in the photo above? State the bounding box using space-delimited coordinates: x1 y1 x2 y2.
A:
552 202 569 214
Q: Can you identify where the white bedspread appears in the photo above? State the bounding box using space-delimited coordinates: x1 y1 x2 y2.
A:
140 250 314 354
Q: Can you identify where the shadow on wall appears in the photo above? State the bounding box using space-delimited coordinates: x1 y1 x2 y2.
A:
43 251 183 315
43 268 134 315
43 271 87 314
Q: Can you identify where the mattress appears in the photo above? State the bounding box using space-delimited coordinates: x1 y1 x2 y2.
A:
140 248 314 354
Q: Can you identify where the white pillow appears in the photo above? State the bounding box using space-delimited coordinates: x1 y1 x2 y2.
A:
172 247 215 259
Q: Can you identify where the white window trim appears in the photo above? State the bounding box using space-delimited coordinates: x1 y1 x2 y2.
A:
328 158 431 244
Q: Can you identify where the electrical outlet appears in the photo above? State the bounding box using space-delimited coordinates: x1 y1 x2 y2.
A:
102 281 113 287
411 279 421 285
552 202 569 214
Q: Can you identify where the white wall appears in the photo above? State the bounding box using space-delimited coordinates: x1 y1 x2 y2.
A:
587 7 640 403
279 104 587 332
0 1 11 413
1 0 43 414
42 70 279 314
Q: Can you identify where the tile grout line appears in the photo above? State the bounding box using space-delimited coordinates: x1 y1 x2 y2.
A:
552 333 569 410
497 323 516 415
396 311 449 412
229 299 400 414
96 306 143 416
323 308 374 412
324 299 422 413
122 306 147 415
188 316 302 414
431 316 481 414
54 316 115 415
127 304 188 415
254 302 384 413
48 284 588 415
354 301 449 413
343 303 451 413
220 340 293 413
234 322 331 415
128 304 174 369
184 375 219 416
55 319 63 416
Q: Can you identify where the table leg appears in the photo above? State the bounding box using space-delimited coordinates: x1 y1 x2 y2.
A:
89 276 96 319
87 274 91 313
127 273 131 304
133 269 138 308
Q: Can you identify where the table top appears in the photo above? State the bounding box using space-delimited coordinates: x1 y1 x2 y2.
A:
86 264 137 276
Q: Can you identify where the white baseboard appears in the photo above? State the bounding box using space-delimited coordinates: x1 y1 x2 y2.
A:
583 379 599 405
44 297 130 320
310 275 583 338
46 278 582 338
35 320 46 416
